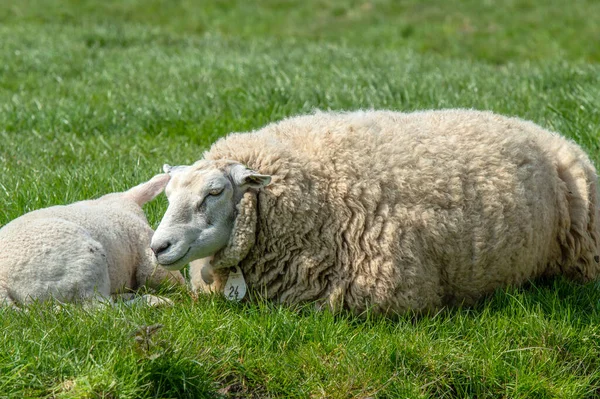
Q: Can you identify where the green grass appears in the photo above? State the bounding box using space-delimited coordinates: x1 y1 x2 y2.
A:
2 282 600 398
1 0 600 397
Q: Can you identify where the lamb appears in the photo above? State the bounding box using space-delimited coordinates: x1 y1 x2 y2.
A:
150 109 600 315
0 174 185 307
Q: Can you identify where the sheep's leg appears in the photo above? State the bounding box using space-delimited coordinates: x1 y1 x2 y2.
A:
189 257 223 294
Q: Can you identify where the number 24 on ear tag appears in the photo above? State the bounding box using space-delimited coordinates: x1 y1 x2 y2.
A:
224 266 247 302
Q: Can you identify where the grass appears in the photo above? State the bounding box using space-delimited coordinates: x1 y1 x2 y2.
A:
0 0 599 397
2 281 600 398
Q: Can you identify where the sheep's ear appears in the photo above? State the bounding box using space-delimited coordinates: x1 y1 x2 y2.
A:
230 164 271 189
163 164 190 175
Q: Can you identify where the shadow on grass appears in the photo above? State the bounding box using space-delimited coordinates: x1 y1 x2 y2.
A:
473 276 600 322
208 274 600 330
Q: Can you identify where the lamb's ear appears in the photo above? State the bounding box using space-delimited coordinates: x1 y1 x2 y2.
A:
125 173 171 206
163 164 190 175
230 164 271 189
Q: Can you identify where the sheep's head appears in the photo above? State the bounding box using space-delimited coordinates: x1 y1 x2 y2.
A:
151 160 271 271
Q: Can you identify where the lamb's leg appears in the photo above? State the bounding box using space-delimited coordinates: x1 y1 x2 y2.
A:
115 293 174 307
136 247 186 288
0 281 18 308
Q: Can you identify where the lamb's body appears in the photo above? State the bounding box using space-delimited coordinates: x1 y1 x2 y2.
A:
0 174 185 306
186 110 600 314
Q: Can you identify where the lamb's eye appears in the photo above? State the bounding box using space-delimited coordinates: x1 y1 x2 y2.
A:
209 188 224 196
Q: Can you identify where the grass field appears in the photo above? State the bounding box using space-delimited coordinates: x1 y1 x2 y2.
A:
1 0 600 397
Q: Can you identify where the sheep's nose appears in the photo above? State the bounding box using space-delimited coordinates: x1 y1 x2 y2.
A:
151 241 172 256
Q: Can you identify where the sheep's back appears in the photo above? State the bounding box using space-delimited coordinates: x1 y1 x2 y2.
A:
206 110 587 311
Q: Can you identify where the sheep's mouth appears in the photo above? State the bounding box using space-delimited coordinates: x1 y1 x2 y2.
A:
159 247 191 268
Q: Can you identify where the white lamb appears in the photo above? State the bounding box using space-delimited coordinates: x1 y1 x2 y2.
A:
0 174 185 307
151 109 600 316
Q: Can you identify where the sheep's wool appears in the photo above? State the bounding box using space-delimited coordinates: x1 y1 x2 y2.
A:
197 109 600 315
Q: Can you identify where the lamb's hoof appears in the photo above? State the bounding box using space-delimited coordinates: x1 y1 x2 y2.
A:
135 294 174 307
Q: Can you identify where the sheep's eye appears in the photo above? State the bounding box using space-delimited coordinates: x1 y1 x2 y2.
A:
196 188 224 211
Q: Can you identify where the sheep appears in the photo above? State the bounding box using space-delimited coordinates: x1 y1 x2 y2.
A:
150 109 600 315
0 174 185 307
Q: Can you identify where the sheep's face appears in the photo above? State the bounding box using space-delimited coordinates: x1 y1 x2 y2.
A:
151 161 271 271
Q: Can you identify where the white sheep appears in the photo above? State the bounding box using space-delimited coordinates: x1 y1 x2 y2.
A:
0 174 185 307
151 109 600 315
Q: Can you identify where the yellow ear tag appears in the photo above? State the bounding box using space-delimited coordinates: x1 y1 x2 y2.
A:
224 266 247 301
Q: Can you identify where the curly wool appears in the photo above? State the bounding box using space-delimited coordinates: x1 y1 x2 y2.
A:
197 109 600 314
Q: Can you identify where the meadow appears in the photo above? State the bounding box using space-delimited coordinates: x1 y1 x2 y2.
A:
1 0 600 397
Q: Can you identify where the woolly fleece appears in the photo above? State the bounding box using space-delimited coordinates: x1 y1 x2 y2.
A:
189 109 600 315
0 174 185 306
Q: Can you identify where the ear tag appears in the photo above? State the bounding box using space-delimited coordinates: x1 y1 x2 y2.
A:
224 266 247 301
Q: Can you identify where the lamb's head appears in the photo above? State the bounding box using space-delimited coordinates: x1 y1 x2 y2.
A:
151 160 271 271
